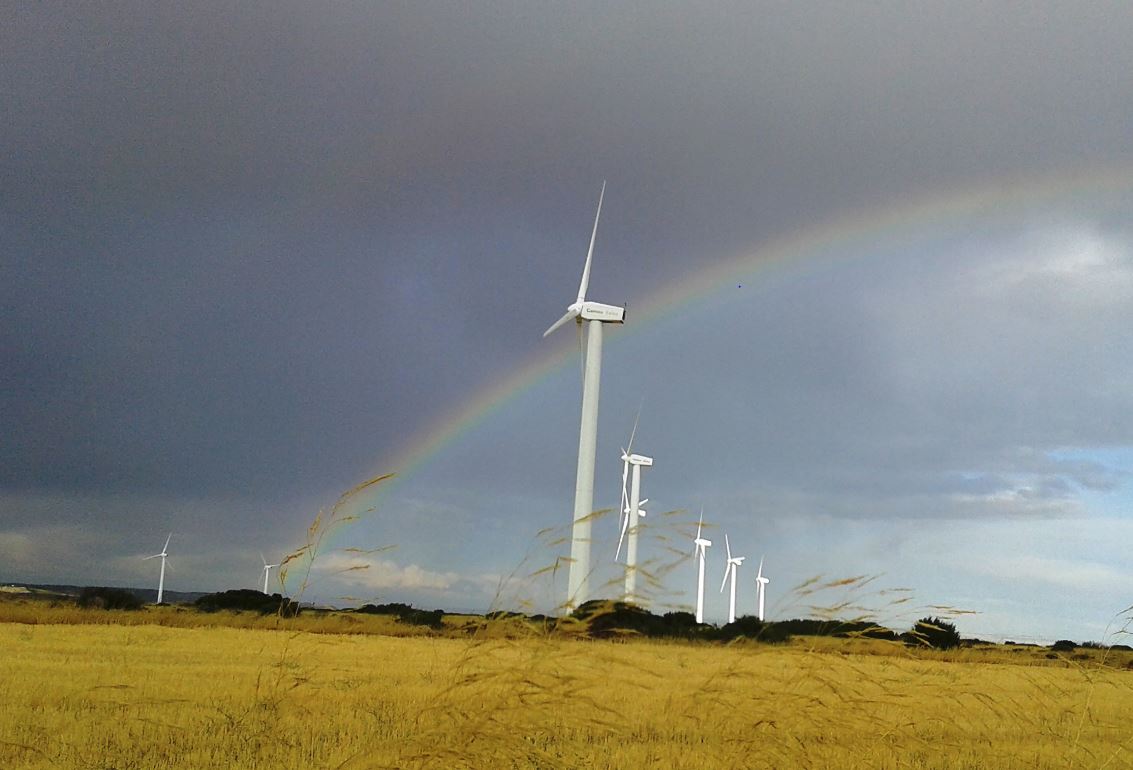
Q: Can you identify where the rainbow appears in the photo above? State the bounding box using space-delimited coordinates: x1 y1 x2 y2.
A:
366 165 1133 496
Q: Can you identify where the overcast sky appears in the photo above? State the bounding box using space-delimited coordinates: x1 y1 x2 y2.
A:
4 2 1133 642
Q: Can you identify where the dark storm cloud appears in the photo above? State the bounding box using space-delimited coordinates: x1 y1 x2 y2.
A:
4 3 1133 621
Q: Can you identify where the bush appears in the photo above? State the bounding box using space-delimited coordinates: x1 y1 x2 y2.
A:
714 615 766 641
355 602 414 617
767 618 898 641
195 589 299 616
571 602 732 640
76 587 142 611
903 617 961 650
658 611 706 639
572 600 667 638
401 608 445 628
355 602 444 628
1050 639 1078 652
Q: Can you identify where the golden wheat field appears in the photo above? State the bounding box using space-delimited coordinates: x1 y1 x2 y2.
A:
2 609 1132 770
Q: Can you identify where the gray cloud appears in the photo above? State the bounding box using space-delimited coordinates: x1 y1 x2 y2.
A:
4 3 1133 638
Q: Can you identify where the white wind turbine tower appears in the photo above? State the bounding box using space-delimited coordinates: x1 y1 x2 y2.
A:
543 181 626 608
692 511 712 624
143 533 172 604
615 414 652 605
260 553 280 595
719 534 745 624
754 556 770 621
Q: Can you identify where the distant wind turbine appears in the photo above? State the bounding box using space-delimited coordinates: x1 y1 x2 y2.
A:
543 181 626 608
260 553 280 595
719 534 745 624
754 556 769 621
692 511 712 624
615 412 652 605
143 533 172 604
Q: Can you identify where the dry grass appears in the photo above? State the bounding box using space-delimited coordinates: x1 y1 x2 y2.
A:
0 599 445 636
2 617 1131 770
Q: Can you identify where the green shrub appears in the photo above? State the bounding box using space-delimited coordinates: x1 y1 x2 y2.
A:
76 587 143 611
903 617 961 650
355 602 444 628
195 589 299 616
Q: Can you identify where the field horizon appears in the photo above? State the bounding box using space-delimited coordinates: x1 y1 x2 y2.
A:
3 599 1132 769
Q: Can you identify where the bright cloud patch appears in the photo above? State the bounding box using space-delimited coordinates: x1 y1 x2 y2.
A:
314 552 463 591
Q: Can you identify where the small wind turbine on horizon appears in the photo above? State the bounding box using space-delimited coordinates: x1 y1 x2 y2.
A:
143 533 172 604
719 533 745 624
615 412 652 605
260 553 280 595
543 181 626 609
754 556 770 622
692 511 712 624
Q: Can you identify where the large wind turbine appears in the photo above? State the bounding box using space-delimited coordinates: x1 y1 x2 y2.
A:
719 534 745 624
543 182 625 608
143 533 171 604
260 553 280 595
692 511 712 624
615 415 652 605
754 556 770 621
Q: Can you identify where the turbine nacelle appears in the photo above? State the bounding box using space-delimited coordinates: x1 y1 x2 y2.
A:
693 510 711 557
621 452 653 466
580 301 625 323
144 532 172 560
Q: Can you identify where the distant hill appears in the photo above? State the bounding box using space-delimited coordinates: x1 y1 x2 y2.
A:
0 582 209 605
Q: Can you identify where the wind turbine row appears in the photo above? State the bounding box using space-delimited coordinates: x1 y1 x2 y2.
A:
542 183 770 624
704 531 769 624
140 534 282 603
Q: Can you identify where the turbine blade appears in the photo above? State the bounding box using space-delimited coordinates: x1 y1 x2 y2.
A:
626 404 641 455
543 308 579 338
696 508 704 540
162 532 172 552
757 556 764 579
615 510 629 561
725 533 732 561
720 564 730 593
620 461 630 533
143 554 160 560
260 552 267 567
576 181 605 304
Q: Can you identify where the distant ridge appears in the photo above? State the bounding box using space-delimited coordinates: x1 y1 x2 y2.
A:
0 582 209 605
